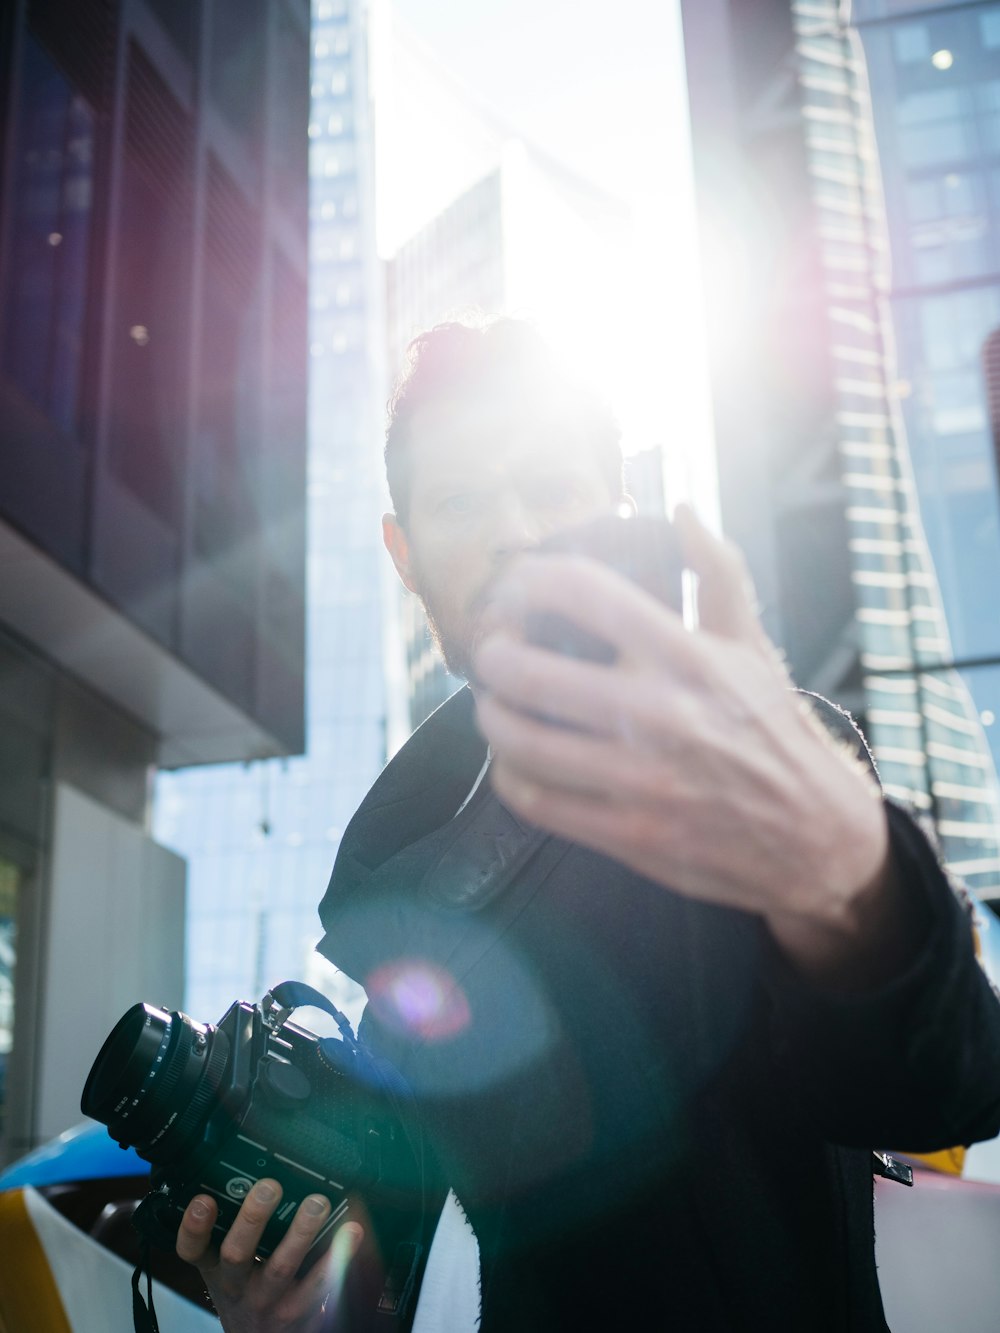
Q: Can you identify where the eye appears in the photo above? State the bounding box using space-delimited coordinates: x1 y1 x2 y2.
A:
438 491 482 516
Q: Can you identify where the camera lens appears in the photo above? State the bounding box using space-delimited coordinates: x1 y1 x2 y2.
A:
82 1003 230 1164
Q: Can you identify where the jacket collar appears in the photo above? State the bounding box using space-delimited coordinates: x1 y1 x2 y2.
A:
316 687 488 960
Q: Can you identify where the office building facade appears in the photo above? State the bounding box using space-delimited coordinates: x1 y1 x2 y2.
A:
850 0 1000 887
0 0 308 1160
681 0 1000 899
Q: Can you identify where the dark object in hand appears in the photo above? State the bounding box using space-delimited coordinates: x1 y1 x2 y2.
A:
524 513 683 665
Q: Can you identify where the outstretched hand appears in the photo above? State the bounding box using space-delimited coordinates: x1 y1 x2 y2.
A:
176 1181 364 1333
473 505 900 984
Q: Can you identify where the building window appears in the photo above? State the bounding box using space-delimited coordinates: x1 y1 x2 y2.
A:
892 23 929 66
1 34 96 435
145 0 200 62
210 0 266 148
981 10 1000 51
0 860 18 1148
106 43 193 528
193 156 262 604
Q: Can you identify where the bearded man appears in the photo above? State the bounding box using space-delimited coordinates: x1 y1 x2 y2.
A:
177 319 1000 1332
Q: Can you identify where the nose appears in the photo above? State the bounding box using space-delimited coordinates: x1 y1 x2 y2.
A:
487 491 544 564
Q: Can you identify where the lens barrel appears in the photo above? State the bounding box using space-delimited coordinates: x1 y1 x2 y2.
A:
81 1003 230 1164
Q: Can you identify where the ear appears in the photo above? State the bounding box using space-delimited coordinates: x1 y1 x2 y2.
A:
382 513 419 593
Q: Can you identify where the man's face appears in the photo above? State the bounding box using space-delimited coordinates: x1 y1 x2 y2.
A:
383 395 622 681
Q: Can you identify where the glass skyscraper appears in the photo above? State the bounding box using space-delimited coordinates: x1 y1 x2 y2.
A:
682 0 1000 902
847 1 1000 888
155 0 385 1026
774 0 1000 895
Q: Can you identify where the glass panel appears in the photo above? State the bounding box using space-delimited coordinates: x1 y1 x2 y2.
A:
208 0 266 153
193 158 261 603
859 8 1000 288
854 0 993 21
0 861 18 1150
1 33 95 434
146 0 199 61
984 10 1000 49
105 44 193 528
892 22 929 64
892 287 1000 665
270 5 310 237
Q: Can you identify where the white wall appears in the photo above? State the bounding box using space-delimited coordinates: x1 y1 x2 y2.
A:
36 782 186 1143
876 1173 1000 1332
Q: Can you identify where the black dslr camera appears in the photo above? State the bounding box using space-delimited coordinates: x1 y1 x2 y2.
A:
82 981 427 1317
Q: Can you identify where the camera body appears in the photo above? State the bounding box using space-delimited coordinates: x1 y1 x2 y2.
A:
81 982 423 1260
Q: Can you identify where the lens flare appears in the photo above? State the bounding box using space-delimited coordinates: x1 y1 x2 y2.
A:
366 959 471 1041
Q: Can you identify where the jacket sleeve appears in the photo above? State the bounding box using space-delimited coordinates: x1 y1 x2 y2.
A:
762 798 1000 1151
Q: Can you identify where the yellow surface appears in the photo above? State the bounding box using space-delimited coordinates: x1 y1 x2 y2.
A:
902 1145 967 1176
0 1189 73 1333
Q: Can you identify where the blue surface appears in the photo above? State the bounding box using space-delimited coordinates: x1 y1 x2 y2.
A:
0 1120 149 1189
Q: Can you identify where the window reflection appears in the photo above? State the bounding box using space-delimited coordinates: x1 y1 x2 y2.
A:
0 862 17 1148
2 34 95 434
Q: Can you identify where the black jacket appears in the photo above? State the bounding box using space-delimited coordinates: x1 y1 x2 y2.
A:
318 686 1000 1331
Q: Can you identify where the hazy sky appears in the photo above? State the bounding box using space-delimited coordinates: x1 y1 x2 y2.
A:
388 0 689 211
378 0 717 512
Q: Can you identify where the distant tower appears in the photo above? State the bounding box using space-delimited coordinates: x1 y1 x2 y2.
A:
384 145 630 733
681 0 1000 896
155 0 384 1023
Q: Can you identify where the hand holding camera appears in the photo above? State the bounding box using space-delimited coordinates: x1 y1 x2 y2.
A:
175 1179 363 1333
81 982 429 1331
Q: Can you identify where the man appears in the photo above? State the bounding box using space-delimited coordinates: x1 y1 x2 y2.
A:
177 318 1000 1330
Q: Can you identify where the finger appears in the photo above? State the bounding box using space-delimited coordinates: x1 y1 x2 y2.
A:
476 688 672 801
474 617 706 739
301 1219 365 1321
474 630 638 734
217 1179 283 1277
176 1194 219 1268
485 553 693 668
672 504 762 646
256 1194 336 1297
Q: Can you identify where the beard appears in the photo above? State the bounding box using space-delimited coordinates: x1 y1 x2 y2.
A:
423 607 471 681
411 559 495 686
419 586 480 684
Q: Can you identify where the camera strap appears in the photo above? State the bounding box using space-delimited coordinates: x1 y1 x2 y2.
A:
130 1237 160 1333
265 979 359 1045
263 980 436 1328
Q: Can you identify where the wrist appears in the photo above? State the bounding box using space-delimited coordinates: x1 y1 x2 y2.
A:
765 806 910 990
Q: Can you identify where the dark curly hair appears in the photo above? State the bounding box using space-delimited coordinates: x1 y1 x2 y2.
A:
385 317 625 527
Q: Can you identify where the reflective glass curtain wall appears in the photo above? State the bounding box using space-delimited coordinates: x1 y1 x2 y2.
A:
789 0 1000 894
2 33 97 438
850 1 1000 890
